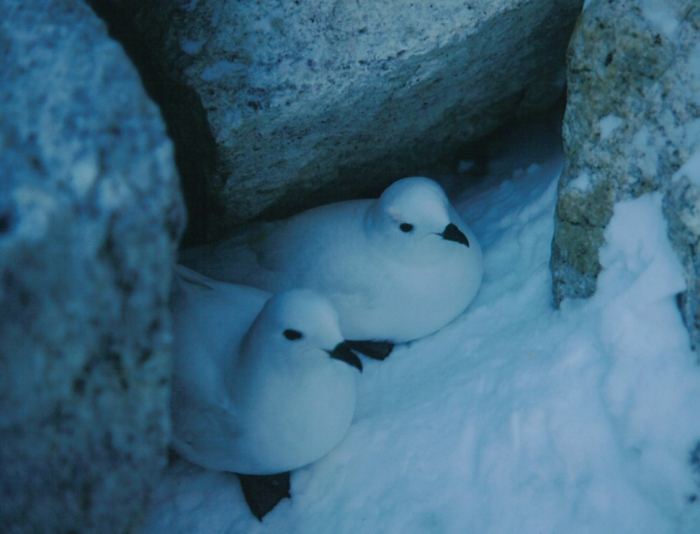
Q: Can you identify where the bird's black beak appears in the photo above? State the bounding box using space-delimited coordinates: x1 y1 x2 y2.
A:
440 223 470 247
328 341 363 372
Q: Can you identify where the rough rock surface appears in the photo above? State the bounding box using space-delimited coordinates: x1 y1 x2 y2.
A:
132 0 583 243
0 1 185 533
550 0 700 345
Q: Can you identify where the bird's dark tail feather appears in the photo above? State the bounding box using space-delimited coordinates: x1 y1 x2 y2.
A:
346 340 395 360
236 472 291 521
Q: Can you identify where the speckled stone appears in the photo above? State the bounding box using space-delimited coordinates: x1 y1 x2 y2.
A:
0 1 185 532
551 0 700 349
130 0 583 243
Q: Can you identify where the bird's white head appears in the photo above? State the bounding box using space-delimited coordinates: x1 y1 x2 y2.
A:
243 289 362 373
364 177 472 263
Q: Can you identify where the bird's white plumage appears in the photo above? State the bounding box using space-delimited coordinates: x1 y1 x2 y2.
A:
170 265 359 475
180 177 484 343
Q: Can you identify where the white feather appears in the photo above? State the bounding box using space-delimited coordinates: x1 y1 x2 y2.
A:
170 265 359 475
180 177 484 342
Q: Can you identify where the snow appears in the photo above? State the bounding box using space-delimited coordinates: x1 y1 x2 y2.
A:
143 123 700 534
672 151 700 185
688 119 700 144
70 154 98 197
567 171 592 193
691 45 700 82
180 37 207 56
633 126 652 151
599 114 625 140
641 0 680 39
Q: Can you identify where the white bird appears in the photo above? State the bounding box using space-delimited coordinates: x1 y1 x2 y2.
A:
180 177 483 358
169 265 362 519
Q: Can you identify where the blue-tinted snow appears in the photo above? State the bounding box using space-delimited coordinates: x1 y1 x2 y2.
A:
143 123 700 534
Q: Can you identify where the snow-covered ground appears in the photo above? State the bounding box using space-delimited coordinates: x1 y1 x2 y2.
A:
143 122 700 534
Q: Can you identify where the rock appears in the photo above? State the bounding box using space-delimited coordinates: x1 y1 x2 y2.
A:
0 1 185 533
550 0 700 345
130 0 583 243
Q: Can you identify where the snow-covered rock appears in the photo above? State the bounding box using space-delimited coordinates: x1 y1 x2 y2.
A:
0 1 185 533
550 0 700 343
131 0 583 242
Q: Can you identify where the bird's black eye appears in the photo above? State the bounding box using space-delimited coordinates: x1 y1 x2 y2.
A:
400 223 414 233
283 329 303 341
